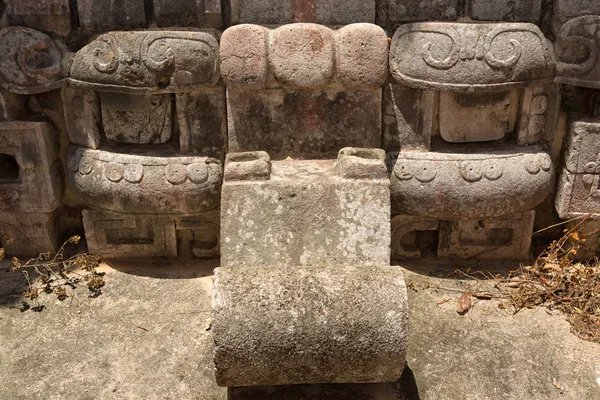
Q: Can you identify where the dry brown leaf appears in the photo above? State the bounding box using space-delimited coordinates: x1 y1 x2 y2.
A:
456 292 472 315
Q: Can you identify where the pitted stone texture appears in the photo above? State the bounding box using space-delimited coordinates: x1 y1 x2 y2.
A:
517 84 560 145
552 0 600 34
437 211 535 260
383 0 458 23
83 210 220 259
5 0 71 36
67 31 220 94
100 93 172 144
227 88 382 159
0 211 58 257
470 0 541 23
0 27 65 95
154 0 222 28
389 145 554 219
212 265 408 386
77 0 147 30
336 148 387 179
220 23 387 90
221 157 390 268
555 16 600 89
62 87 102 149
389 22 555 91
0 121 61 213
177 90 227 156
224 151 271 181
391 214 439 260
556 121 600 219
68 146 222 214
230 0 375 25
0 90 27 122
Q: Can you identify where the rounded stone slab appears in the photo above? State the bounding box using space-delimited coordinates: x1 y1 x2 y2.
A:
67 146 222 214
390 145 554 219
67 31 220 94
220 23 388 90
389 22 555 91
0 27 66 94
212 265 409 387
555 16 600 89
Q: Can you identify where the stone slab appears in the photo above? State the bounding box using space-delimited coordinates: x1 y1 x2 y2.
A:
517 84 561 145
5 0 71 36
76 0 147 30
154 0 222 28
470 0 541 23
0 211 59 257
555 16 600 89
62 87 102 149
212 265 409 386
221 152 390 268
385 0 458 23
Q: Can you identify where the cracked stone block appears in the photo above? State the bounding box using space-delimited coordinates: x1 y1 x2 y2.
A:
221 149 390 267
555 16 600 89
77 0 147 30
62 87 102 149
230 0 375 25
0 121 61 213
83 209 219 259
177 90 227 156
0 211 59 257
0 27 66 95
5 0 71 36
68 146 222 214
389 145 554 219
384 0 458 23
437 211 535 260
212 265 408 386
555 121 600 219
470 0 541 23
154 0 222 28
552 0 600 34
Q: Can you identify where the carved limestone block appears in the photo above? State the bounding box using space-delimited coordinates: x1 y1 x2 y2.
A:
83 209 219 259
380 0 458 25
552 0 600 34
68 146 222 214
221 148 390 267
0 121 61 213
229 0 375 25
77 0 147 30
62 87 102 149
470 0 541 23
0 211 59 257
555 16 600 89
154 0 222 28
556 121 600 219
391 214 439 259
0 90 28 122
389 145 554 219
517 84 561 145
437 211 535 260
389 23 555 91
0 27 66 95
222 24 387 159
177 90 227 156
5 0 71 36
224 151 271 181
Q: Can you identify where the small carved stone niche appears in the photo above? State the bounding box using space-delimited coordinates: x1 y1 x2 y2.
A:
0 153 20 182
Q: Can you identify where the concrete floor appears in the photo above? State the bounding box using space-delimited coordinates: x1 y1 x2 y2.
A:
0 258 599 399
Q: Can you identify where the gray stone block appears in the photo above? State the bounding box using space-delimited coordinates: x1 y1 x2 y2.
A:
221 149 390 267
385 0 458 23
0 211 59 257
516 84 561 145
555 16 600 89
391 214 439 259
212 265 409 386
470 0 541 23
0 90 28 122
230 0 375 25
154 0 222 28
77 0 147 30
389 145 554 219
552 0 600 34
68 146 222 214
5 0 71 36
62 87 102 149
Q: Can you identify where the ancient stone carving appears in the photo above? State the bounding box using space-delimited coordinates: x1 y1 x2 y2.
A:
5 0 71 36
0 90 28 122
389 145 554 219
0 27 66 95
224 151 271 181
470 0 541 23
389 23 555 91
0 121 61 213
177 91 227 156
517 84 560 145
391 215 439 259
552 0 600 34
77 0 147 30
555 16 600 89
62 87 102 149
68 147 222 214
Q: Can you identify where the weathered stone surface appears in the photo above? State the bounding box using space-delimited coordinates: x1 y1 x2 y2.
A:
0 27 66 95
391 214 439 260
100 93 172 144
385 0 458 23
223 151 271 181
62 87 102 149
177 90 227 156
221 152 390 267
389 145 554 219
555 16 600 89
555 121 600 219
517 84 560 145
0 121 61 213
0 211 59 257
230 0 376 25
470 0 541 23
389 22 555 91
437 211 535 260
5 0 71 36
68 146 222 214
212 265 409 386
552 0 600 34
154 0 222 28
77 0 147 30
227 88 382 159
83 209 220 259
0 90 27 122
220 23 387 90
67 31 220 94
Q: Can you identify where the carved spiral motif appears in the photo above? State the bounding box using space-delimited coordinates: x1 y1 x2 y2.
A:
92 36 119 74
421 27 461 70
17 36 62 79
79 156 94 175
143 38 175 72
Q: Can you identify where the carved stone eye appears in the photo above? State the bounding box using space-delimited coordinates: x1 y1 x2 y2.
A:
105 162 124 182
165 164 187 185
79 156 94 175
483 160 503 181
187 163 209 184
413 161 437 183
524 154 541 174
124 164 143 183
393 160 413 181
460 162 482 182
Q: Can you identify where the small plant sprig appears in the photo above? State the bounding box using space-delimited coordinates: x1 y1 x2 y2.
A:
1 236 105 312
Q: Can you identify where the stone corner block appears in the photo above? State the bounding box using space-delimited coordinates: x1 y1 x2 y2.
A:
224 151 271 181
337 147 387 179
